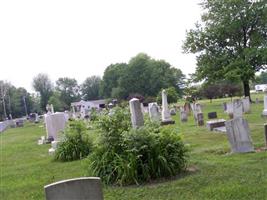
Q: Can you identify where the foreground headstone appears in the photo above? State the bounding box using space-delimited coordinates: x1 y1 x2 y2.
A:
44 177 103 200
44 113 67 140
129 98 144 129
148 102 160 122
225 117 254 153
161 90 175 125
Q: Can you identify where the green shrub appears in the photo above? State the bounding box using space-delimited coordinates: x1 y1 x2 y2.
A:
86 112 188 185
55 120 92 162
157 87 179 104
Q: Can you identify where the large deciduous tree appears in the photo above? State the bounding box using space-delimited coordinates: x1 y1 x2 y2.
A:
81 76 102 100
32 73 53 110
183 0 267 100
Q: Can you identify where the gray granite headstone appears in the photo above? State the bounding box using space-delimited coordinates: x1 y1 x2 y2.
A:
44 177 103 200
161 90 175 125
180 110 188 122
197 113 204 126
129 98 144 128
233 99 243 119
262 95 267 116
148 102 160 122
242 97 250 113
208 112 217 119
225 117 254 153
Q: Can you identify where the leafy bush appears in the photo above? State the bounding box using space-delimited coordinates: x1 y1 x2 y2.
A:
157 87 179 104
86 110 188 185
55 120 92 162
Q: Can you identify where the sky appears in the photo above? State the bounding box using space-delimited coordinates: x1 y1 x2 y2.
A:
0 0 202 92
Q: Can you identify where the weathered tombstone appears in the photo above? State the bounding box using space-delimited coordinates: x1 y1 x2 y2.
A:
208 112 217 119
161 90 175 125
184 102 190 114
195 103 202 113
44 113 67 140
15 119 24 127
233 99 243 119
226 102 233 118
262 95 267 116
148 102 160 122
255 98 259 104
264 123 267 148
242 97 250 113
44 177 103 200
180 110 188 122
225 117 254 153
129 98 144 129
170 108 176 115
197 113 204 126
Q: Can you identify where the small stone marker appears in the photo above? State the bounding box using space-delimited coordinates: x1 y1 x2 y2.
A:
184 102 190 114
206 119 226 131
223 102 227 111
225 117 254 153
226 102 233 118
148 102 160 122
233 99 243 119
161 90 175 125
197 113 204 126
255 98 259 104
129 98 144 129
180 110 188 122
44 177 103 200
170 109 176 115
208 112 217 119
264 124 267 147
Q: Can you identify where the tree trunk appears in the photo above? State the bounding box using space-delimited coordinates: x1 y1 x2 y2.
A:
243 81 251 102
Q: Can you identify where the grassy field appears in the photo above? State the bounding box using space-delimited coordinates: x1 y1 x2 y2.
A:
1 94 267 200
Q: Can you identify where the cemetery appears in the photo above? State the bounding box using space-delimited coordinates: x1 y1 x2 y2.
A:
1 92 267 200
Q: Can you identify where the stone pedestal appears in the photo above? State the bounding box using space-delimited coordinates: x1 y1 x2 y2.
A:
161 90 175 125
129 98 144 129
225 117 254 153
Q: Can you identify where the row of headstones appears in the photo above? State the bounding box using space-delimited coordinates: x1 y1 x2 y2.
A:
224 97 251 118
130 89 175 128
0 119 24 133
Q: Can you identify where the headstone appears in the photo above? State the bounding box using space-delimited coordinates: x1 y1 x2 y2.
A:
223 102 227 111
206 119 226 131
233 99 243 119
161 90 175 125
180 110 188 122
225 117 254 153
195 103 202 113
15 119 24 127
44 177 103 200
255 98 259 104
213 126 227 133
148 102 160 122
44 113 67 140
242 97 250 113
208 112 217 119
170 109 176 116
226 102 233 118
264 124 267 147
129 98 144 129
184 102 190 114
197 113 204 126
262 95 267 116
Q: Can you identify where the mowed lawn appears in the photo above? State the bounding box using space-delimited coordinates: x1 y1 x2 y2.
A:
1 94 267 200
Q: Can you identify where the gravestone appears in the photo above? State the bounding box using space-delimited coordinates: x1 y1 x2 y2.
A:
184 102 191 114
242 97 250 113
197 113 204 126
226 102 233 118
44 113 67 140
161 90 175 125
208 112 217 119
233 99 243 119
262 95 267 116
255 98 259 104
225 117 254 153
148 102 160 122
129 98 144 128
170 109 176 115
223 102 227 111
44 177 103 200
206 119 226 131
195 103 202 113
180 110 188 122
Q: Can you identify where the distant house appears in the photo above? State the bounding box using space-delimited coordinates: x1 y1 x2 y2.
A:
71 100 106 118
255 84 267 92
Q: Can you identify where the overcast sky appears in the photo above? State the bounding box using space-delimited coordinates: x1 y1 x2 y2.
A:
0 0 202 92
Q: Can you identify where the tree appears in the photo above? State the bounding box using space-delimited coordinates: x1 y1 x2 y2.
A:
100 63 127 98
48 92 66 111
183 0 267 101
81 76 102 100
32 73 54 110
56 77 80 109
156 87 179 104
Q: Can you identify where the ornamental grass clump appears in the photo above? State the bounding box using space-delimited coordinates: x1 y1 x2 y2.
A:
86 107 188 185
55 120 92 162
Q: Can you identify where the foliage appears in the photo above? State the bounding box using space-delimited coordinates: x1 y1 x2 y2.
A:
55 77 80 109
156 87 179 104
48 92 66 112
32 73 54 110
54 120 92 162
81 76 102 100
183 0 267 99
86 107 188 185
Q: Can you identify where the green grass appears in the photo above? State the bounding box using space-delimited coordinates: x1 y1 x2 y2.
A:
1 93 267 200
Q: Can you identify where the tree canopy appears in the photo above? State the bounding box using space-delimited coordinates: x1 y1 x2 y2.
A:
183 0 267 99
